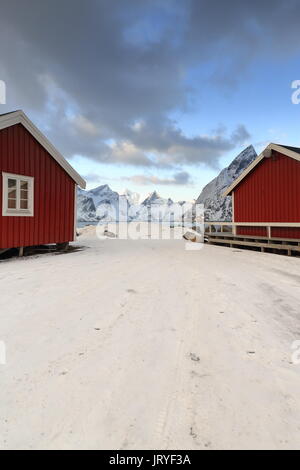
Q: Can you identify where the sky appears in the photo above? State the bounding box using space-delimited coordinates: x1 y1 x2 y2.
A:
1 0 300 202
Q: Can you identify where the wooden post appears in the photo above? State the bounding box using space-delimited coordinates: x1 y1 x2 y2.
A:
19 247 24 257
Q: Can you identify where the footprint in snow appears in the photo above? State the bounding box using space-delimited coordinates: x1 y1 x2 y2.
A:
190 353 200 362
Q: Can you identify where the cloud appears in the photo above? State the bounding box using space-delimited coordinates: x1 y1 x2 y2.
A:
81 172 106 183
107 141 154 167
71 115 100 137
0 0 298 170
90 120 250 168
124 171 192 186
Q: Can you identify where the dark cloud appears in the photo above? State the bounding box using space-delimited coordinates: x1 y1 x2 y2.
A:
124 171 192 186
0 0 298 170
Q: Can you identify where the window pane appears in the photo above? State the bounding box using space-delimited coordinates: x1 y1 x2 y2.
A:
8 199 17 209
20 200 28 209
21 181 28 190
8 178 16 188
8 189 17 199
21 190 28 200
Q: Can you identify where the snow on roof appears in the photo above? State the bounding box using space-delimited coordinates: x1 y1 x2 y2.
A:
0 110 86 188
0 110 22 117
279 144 300 155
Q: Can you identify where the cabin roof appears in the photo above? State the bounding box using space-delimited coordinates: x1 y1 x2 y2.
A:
223 143 300 197
279 145 300 155
0 110 86 188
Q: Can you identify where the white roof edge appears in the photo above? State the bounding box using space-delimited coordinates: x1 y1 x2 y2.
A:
0 110 86 188
223 143 300 197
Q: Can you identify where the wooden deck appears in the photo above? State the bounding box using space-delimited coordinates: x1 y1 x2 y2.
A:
205 222 300 256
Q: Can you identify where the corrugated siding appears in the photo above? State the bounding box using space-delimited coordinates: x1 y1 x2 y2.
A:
271 227 300 239
237 226 267 237
0 124 75 249
234 152 300 239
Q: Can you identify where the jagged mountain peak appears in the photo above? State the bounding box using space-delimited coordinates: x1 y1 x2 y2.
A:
143 190 159 201
142 191 174 206
120 188 140 205
87 184 113 195
226 145 256 176
77 146 257 223
77 185 186 222
196 145 257 221
84 184 119 207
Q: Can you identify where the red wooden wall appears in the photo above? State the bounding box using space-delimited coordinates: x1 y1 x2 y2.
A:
237 226 267 237
234 152 300 239
0 124 75 249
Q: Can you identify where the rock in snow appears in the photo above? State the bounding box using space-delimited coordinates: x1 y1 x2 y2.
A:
196 145 257 221
183 230 203 243
103 229 118 238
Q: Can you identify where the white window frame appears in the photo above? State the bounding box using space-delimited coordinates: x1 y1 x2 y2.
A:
2 172 34 217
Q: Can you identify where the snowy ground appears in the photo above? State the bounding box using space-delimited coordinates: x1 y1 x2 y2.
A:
1 223 300 450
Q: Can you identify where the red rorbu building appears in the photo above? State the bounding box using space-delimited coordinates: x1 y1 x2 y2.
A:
0 110 86 252
223 143 300 240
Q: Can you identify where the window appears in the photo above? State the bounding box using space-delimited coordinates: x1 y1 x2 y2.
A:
2 173 34 217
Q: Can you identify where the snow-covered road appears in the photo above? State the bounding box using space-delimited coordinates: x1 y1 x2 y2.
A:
1 226 300 449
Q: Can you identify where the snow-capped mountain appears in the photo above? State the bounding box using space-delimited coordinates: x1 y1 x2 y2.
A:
77 193 97 222
120 189 140 206
78 184 120 222
196 145 257 221
77 187 192 223
129 191 191 222
80 184 119 206
142 191 173 207
77 145 257 224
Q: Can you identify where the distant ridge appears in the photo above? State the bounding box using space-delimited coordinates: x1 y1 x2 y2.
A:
196 145 257 221
77 186 190 222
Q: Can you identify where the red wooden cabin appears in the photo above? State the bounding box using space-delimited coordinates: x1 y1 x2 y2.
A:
224 143 300 240
0 110 86 253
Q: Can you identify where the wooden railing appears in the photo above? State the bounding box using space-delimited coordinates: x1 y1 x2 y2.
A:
204 221 300 239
